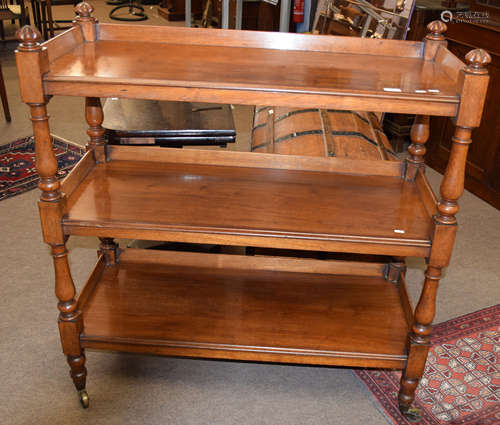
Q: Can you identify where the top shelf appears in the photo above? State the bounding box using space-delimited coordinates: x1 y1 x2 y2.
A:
39 23 464 116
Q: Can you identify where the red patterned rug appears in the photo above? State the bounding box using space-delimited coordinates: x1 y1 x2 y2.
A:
354 305 500 424
0 135 84 201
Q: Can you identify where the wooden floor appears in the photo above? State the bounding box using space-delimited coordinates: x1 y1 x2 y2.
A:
80 249 410 368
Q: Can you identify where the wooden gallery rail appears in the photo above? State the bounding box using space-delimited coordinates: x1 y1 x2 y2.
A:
15 2 490 421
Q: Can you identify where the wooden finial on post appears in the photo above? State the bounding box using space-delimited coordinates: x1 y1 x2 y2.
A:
423 21 447 60
16 26 61 201
464 49 491 75
16 25 42 51
75 1 94 20
15 25 46 104
74 2 97 41
425 21 447 41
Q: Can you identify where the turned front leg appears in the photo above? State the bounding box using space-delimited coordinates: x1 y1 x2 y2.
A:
32 103 89 405
17 25 89 407
398 124 477 421
30 100 88 405
52 243 88 400
398 23 491 421
399 266 441 420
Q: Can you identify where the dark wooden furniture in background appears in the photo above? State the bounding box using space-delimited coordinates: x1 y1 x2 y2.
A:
406 0 469 41
163 0 280 31
426 18 500 209
15 2 490 421
383 113 414 152
468 0 500 21
0 0 28 40
103 99 236 147
383 0 469 152
158 0 203 21
158 0 284 31
238 0 280 31
31 0 77 39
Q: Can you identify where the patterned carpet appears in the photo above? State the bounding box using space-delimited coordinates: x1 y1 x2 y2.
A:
355 305 500 424
0 135 84 201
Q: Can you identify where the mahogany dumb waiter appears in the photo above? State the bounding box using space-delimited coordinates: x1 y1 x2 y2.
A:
15 3 490 421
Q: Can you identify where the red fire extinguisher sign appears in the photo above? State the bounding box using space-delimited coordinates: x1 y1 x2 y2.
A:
293 0 305 23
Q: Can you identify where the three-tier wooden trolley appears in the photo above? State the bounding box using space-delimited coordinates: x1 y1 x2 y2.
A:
15 3 490 421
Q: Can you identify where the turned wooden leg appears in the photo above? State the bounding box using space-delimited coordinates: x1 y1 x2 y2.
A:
405 114 429 181
68 353 89 407
399 265 441 421
0 63 11 122
85 97 107 162
67 354 87 390
390 257 407 278
29 103 60 201
28 95 88 407
398 123 471 421
398 115 432 412
99 237 119 265
397 40 491 416
52 241 88 407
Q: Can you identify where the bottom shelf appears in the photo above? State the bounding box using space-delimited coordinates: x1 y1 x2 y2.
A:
79 249 411 368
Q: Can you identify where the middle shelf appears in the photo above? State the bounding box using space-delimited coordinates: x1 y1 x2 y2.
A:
62 145 436 257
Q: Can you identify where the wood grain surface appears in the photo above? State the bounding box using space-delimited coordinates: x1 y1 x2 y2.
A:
63 156 432 250
44 41 459 104
80 249 409 368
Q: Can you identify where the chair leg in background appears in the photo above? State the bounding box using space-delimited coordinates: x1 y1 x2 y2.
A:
0 64 12 122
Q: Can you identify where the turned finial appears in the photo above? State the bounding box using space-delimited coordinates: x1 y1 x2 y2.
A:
465 49 491 75
16 26 42 51
75 2 94 19
425 21 447 41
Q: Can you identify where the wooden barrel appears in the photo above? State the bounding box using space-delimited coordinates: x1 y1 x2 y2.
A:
251 107 396 161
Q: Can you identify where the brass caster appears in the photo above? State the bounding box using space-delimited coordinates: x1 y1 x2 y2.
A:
401 406 422 423
78 389 89 408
